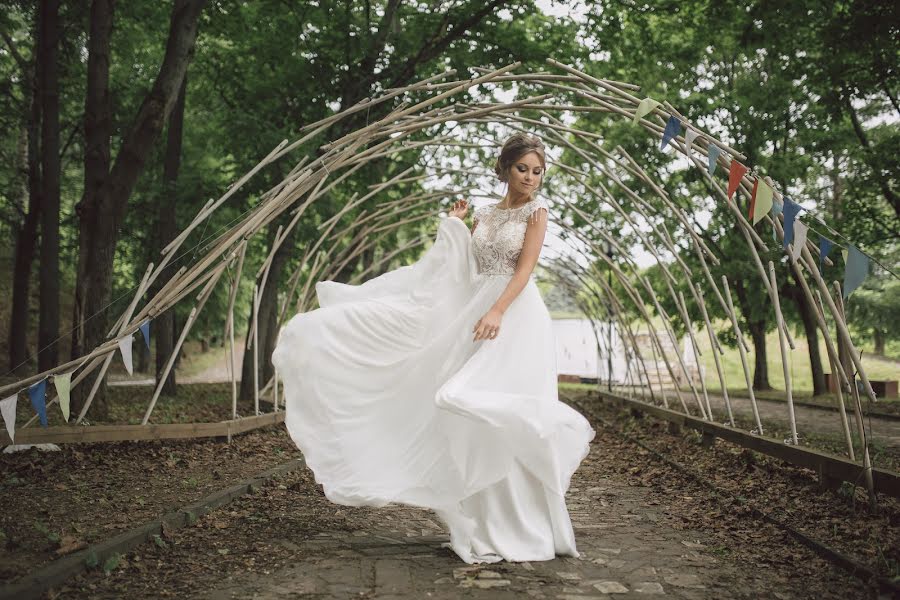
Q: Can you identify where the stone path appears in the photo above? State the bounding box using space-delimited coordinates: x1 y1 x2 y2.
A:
195 477 734 600
64 394 871 599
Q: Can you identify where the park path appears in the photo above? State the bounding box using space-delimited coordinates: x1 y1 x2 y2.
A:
66 404 870 599
697 392 900 450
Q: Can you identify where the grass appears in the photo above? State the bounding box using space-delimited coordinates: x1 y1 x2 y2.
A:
692 326 899 393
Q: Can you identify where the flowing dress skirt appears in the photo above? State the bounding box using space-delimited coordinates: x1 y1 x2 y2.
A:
271 216 595 563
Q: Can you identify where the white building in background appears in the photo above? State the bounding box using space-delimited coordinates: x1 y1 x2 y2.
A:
552 319 628 382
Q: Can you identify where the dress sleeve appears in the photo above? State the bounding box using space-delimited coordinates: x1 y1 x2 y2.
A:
521 197 549 224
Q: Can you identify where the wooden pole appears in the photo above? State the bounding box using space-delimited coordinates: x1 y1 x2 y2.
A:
768 261 798 445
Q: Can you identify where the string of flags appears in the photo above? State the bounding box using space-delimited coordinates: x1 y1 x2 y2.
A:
645 97 883 299
0 319 151 443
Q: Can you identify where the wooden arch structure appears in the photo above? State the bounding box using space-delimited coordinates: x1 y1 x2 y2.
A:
0 59 883 498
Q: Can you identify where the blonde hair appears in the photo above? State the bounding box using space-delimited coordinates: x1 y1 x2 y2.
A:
493 133 546 184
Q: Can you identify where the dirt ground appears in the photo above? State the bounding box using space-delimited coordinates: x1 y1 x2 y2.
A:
0 422 295 584
2 387 894 598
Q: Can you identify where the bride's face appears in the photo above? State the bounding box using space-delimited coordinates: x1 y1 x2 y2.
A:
507 151 544 193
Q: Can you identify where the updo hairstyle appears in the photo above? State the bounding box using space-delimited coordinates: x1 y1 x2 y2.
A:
493 133 547 184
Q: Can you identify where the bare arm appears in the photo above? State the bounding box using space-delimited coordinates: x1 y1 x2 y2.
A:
473 206 548 341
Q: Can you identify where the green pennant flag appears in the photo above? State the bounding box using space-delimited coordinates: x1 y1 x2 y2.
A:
54 372 72 422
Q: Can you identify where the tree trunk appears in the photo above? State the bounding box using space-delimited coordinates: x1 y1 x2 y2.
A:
794 288 827 396
240 220 293 403
747 318 772 391
37 0 61 372
873 329 885 356
152 74 188 396
732 278 771 391
8 47 42 374
71 0 206 418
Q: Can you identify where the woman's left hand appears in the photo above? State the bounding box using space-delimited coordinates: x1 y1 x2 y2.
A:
473 307 504 342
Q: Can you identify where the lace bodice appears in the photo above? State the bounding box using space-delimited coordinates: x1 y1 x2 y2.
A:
471 197 549 276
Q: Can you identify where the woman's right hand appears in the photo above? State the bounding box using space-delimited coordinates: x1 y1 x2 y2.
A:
448 199 469 220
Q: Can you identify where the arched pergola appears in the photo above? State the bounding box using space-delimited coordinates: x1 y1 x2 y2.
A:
0 59 880 500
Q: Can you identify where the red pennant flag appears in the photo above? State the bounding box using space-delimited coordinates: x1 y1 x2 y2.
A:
727 160 747 200
748 178 759 220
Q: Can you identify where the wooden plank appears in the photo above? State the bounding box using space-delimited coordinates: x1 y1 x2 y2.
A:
594 391 900 500
0 412 284 445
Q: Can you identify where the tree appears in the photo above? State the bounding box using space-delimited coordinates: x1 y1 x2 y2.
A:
71 0 207 418
37 0 61 371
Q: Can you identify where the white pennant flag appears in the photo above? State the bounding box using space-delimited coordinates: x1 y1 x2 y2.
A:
1 394 17 443
791 219 809 261
683 127 700 166
118 334 134 376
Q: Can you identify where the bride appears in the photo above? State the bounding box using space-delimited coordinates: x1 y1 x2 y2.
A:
271 132 596 564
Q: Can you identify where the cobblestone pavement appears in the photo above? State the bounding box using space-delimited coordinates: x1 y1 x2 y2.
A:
65 395 872 600
194 483 768 600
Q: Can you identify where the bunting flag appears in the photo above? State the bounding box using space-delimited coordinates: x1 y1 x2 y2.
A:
818 236 834 274
790 219 809 261
771 199 784 242
1 394 17 442
727 160 748 200
781 197 803 250
118 334 134 376
843 244 869 298
750 178 773 225
748 179 759 222
660 115 681 151
139 319 151 350
54 372 72 422
632 97 661 124
683 127 700 165
707 144 722 175
28 379 48 428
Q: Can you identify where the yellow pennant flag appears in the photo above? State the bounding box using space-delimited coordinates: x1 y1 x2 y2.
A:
54 372 72 422
633 97 661 124
752 179 774 225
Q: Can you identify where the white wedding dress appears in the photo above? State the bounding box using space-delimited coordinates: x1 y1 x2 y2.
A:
271 196 596 563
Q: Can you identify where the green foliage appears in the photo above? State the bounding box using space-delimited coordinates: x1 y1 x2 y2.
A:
0 0 894 389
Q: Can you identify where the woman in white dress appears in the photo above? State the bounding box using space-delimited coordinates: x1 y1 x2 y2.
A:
272 133 596 564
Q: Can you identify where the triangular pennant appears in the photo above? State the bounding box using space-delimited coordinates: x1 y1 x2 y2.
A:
771 198 783 216
660 115 681 151
632 97 661 124
118 334 134 376
1 394 17 443
818 236 834 275
28 379 48 428
790 219 809 261
139 319 151 350
748 179 759 221
771 199 784 242
683 127 700 165
781 197 803 250
54 372 72 422
707 144 722 175
727 160 748 200
751 178 774 225
843 245 869 298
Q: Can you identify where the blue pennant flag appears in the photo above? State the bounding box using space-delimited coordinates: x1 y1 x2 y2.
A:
661 116 681 151
781 197 803 250
818 236 834 275
28 379 48 428
707 145 722 175
139 319 151 350
843 245 869 298
771 199 784 241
